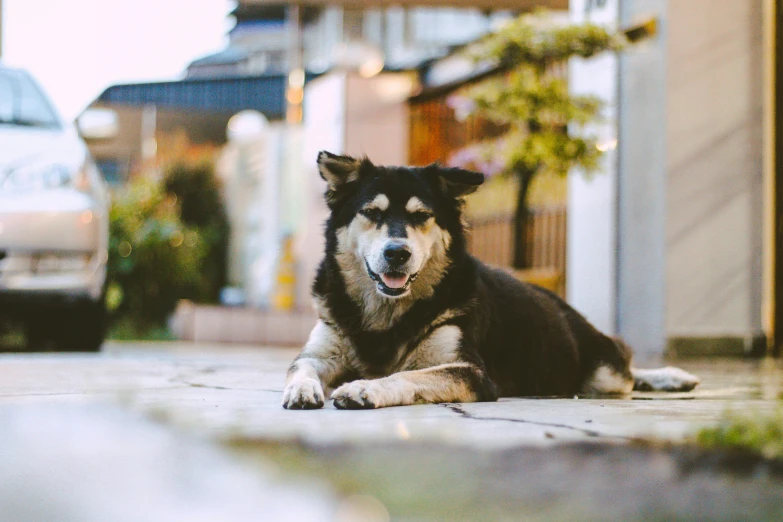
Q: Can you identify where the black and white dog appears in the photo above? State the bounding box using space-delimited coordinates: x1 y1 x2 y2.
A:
282 152 700 410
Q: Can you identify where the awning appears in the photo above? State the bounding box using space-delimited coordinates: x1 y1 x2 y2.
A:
95 74 318 120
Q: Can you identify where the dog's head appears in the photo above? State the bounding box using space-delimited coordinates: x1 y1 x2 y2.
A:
318 151 483 299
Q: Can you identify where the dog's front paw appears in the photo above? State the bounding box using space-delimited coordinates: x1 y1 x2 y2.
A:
331 380 381 409
633 367 701 392
654 367 701 392
282 378 325 409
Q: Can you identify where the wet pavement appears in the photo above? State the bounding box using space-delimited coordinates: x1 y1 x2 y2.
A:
1 342 782 520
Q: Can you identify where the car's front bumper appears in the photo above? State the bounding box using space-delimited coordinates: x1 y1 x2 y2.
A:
0 188 108 303
0 256 106 298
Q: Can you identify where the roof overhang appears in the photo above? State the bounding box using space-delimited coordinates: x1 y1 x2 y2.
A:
239 0 568 10
93 74 319 121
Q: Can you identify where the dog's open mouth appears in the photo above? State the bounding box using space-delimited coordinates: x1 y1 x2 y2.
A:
365 262 418 297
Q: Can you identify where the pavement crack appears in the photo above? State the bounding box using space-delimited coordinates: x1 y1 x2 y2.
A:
180 381 232 391
442 403 628 440
168 376 282 394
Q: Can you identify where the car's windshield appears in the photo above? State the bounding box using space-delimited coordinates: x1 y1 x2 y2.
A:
0 69 61 129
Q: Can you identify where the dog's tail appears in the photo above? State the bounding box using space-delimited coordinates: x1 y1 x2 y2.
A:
631 367 701 392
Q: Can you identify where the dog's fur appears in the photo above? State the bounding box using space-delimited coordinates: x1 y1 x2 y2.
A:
282 152 700 410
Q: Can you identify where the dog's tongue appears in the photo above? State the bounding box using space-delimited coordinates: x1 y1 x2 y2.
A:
381 273 409 289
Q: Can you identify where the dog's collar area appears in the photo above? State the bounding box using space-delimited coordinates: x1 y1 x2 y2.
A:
365 261 418 297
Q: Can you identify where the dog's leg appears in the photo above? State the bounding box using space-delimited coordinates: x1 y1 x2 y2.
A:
282 321 348 409
631 367 701 392
583 365 635 395
331 362 497 409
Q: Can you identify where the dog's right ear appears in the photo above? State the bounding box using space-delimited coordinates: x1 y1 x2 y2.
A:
317 151 363 192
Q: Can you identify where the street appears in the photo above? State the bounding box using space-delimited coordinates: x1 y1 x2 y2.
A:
1 342 782 520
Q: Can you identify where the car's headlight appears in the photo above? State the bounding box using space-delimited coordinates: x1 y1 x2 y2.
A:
2 161 92 192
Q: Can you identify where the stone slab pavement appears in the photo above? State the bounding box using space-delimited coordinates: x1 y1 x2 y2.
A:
1 342 782 521
2 342 781 447
0 404 337 522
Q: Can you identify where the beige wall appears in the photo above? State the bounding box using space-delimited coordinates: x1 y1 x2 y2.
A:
84 104 144 178
665 0 765 338
344 72 412 165
297 71 412 310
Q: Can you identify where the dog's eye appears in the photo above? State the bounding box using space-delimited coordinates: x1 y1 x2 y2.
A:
360 208 383 221
409 211 433 224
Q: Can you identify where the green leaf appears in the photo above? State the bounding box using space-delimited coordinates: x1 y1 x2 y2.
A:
452 11 624 198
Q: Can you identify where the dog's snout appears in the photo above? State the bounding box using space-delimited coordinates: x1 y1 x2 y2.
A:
383 241 411 266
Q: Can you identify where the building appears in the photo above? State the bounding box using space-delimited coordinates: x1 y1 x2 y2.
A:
323 0 775 359
186 0 520 79
80 73 313 184
565 0 771 359
83 0 783 358
80 0 540 183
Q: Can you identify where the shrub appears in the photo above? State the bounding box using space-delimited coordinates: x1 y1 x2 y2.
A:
107 179 207 327
163 162 229 302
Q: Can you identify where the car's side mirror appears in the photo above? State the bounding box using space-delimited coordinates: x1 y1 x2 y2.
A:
76 108 119 140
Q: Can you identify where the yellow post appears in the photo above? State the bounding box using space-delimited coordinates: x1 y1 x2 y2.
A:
273 236 296 311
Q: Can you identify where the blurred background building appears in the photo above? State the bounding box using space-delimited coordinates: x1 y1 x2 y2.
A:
185 1 515 78
567 0 767 361
3 0 777 358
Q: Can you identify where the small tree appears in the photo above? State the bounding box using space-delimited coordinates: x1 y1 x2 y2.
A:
163 162 229 302
107 179 207 328
453 14 626 268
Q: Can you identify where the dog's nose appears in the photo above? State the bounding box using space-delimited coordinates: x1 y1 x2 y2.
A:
383 241 411 266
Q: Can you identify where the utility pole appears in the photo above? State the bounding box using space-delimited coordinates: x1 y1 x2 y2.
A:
285 4 303 124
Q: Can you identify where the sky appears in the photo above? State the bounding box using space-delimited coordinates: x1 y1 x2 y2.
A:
1 0 233 121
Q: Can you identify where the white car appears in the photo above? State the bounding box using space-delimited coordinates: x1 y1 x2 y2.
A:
0 64 109 351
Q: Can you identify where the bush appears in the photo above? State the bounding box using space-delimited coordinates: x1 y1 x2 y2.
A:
163 162 229 302
107 179 207 328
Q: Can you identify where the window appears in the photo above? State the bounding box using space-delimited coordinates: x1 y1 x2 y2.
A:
0 69 61 129
96 159 127 186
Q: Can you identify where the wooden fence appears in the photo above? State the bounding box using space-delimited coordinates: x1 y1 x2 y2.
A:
467 206 567 295
409 67 568 295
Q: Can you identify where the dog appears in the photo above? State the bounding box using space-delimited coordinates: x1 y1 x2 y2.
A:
282 151 700 410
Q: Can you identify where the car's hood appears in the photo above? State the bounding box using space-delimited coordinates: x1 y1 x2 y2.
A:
0 124 87 169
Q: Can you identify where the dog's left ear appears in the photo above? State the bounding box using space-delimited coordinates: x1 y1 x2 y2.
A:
426 165 484 199
317 151 365 191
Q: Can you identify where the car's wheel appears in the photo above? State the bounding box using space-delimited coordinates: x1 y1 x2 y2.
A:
54 295 107 352
24 318 56 351
25 295 107 352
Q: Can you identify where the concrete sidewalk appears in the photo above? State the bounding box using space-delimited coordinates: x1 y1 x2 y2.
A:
1 342 780 447
1 342 782 521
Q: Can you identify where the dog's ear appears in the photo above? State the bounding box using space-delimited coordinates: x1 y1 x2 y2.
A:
426 164 484 199
317 151 365 192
